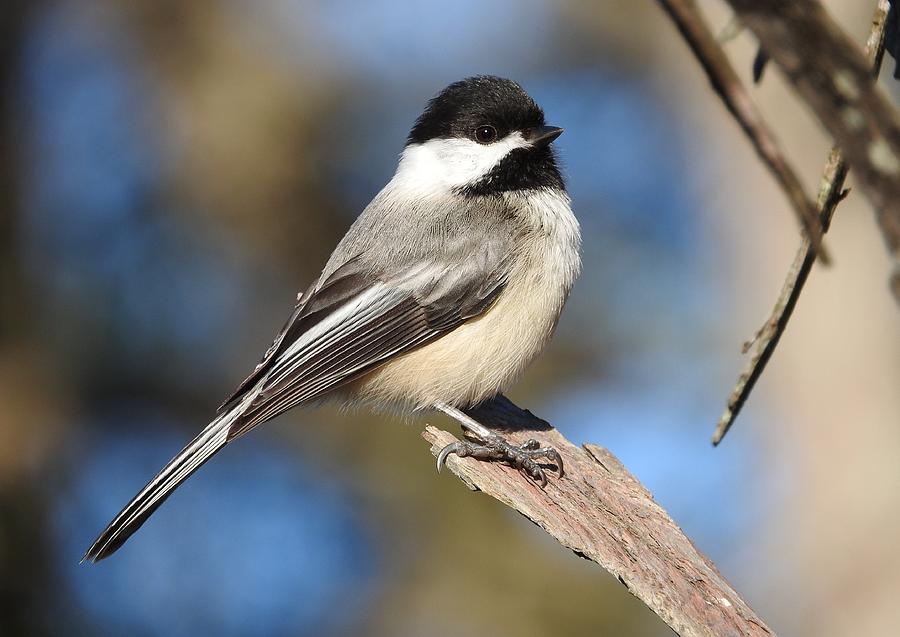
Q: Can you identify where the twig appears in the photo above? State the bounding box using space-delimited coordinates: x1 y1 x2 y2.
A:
656 0 829 263
712 0 890 446
423 395 776 637
752 47 770 84
724 0 900 304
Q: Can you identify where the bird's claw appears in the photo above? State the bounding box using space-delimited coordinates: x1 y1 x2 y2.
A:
436 435 564 487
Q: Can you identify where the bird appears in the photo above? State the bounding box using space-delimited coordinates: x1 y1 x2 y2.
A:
83 75 581 562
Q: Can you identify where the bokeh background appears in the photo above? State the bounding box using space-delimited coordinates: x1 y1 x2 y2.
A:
1 1 898 636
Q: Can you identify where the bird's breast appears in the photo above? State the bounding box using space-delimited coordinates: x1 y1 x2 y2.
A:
348 189 581 411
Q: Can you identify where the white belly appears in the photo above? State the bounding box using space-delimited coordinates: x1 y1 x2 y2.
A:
347 190 581 410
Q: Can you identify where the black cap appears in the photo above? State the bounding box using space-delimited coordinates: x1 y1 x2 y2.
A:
408 76 548 146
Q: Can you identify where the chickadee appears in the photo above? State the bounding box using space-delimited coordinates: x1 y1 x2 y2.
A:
84 76 581 562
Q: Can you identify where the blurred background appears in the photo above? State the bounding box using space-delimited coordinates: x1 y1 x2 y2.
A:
1 1 898 635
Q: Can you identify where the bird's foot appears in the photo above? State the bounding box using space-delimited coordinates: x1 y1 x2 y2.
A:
437 434 564 487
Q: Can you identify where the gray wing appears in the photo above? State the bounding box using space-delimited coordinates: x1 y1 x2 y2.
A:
216 253 369 413
224 235 512 440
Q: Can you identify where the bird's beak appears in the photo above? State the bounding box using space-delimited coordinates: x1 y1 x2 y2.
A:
525 125 563 149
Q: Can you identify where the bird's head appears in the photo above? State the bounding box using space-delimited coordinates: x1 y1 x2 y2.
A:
396 76 565 196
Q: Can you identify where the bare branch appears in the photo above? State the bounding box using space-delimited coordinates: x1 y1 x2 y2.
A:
656 0 829 263
712 0 890 446
424 395 775 637
724 0 900 303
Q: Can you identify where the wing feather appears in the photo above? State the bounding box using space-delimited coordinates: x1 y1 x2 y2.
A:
217 254 372 413
226 250 510 440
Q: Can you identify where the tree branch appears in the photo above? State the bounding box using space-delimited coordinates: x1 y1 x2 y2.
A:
423 395 775 637
656 0 828 263
711 0 890 445
724 0 900 304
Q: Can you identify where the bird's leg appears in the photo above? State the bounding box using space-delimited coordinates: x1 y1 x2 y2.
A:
433 402 563 487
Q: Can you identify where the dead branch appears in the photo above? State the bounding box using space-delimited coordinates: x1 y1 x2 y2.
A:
424 395 775 637
712 0 890 445
656 0 828 262
724 0 900 303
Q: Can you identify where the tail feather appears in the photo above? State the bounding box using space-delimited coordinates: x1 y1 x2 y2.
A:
82 409 238 563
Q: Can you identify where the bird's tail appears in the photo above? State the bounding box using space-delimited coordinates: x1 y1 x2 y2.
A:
82 402 246 563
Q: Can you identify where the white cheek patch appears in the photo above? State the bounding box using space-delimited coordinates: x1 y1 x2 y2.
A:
392 133 529 192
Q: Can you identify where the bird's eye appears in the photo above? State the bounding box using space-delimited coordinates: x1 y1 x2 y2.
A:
474 125 498 144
